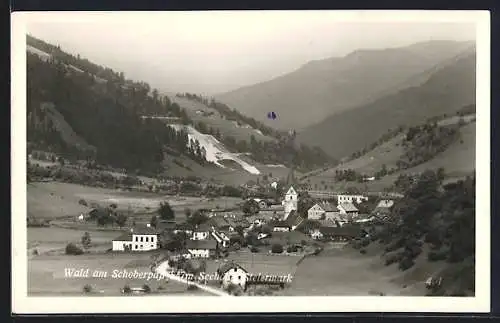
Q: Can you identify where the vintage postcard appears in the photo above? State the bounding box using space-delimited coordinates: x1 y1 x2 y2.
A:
11 10 490 314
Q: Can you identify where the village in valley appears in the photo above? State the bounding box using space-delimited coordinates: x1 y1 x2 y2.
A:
25 24 476 298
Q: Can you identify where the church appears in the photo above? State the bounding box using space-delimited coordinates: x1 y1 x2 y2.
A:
281 168 299 220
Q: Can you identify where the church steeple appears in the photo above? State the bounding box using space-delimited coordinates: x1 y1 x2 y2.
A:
285 167 297 189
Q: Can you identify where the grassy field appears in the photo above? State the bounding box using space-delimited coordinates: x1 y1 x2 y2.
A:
302 118 476 192
28 181 243 220
275 242 451 296
28 252 210 296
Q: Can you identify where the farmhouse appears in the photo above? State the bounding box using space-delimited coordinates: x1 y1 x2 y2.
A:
336 194 368 205
271 220 291 232
112 226 159 252
307 201 339 220
211 231 231 248
372 199 395 219
192 223 211 240
337 202 359 219
218 262 249 290
173 223 194 235
186 239 218 258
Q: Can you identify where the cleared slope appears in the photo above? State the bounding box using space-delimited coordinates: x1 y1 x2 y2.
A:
217 40 474 130
298 50 476 159
170 96 274 143
168 124 261 175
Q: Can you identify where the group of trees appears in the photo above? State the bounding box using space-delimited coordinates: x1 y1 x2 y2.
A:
397 123 460 170
359 169 475 294
88 206 128 227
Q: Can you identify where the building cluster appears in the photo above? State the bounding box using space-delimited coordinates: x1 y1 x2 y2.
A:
111 168 398 255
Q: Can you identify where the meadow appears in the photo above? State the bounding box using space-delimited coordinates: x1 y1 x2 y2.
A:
28 252 211 296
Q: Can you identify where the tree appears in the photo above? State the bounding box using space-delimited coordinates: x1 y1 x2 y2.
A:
242 199 259 216
271 243 284 254
65 243 83 255
158 201 175 220
81 232 91 250
116 213 128 228
184 208 192 217
187 209 208 226
150 215 158 228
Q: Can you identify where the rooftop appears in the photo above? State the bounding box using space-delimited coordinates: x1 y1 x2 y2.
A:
113 232 133 241
186 239 218 250
338 202 359 212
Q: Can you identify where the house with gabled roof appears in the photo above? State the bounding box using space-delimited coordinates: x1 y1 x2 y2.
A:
186 239 218 258
318 226 362 242
112 226 159 252
270 220 291 232
218 261 248 290
337 202 359 219
192 222 212 240
211 230 231 248
307 201 339 220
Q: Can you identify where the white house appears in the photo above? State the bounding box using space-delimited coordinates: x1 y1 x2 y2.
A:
186 240 218 258
307 201 339 220
112 227 159 252
218 262 248 290
272 221 291 232
192 223 211 240
310 228 323 240
337 194 368 205
282 186 298 219
77 213 85 221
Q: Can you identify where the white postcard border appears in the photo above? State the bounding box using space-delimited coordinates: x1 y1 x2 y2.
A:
11 10 491 314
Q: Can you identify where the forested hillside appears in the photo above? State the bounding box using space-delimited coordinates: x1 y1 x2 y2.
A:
27 35 333 176
27 35 207 174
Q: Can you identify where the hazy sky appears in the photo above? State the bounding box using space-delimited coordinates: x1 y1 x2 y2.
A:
26 11 477 94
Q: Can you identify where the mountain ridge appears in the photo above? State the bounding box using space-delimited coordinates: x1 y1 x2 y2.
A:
216 40 474 131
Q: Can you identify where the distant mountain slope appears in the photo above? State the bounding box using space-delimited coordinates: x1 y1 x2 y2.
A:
216 40 474 130
298 49 476 159
301 115 475 193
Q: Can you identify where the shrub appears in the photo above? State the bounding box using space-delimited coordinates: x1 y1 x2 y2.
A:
286 245 298 253
32 248 39 255
142 284 151 293
428 248 449 262
398 257 415 271
226 283 244 296
187 284 198 291
65 243 83 255
123 284 132 294
384 251 403 266
405 245 422 259
360 249 367 254
250 246 260 253
83 284 93 293
271 243 284 254
78 199 88 206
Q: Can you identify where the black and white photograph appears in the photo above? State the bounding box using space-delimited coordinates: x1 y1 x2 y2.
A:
11 10 490 313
